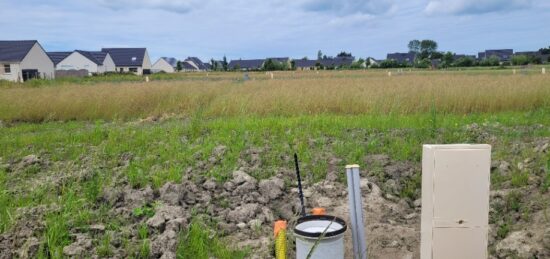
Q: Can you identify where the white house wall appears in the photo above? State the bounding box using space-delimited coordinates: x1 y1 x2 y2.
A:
142 50 152 69
152 58 175 73
56 52 98 74
0 63 21 82
20 43 55 79
102 54 116 73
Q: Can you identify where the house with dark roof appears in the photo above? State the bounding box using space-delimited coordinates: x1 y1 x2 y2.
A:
183 57 207 71
228 59 265 71
478 49 513 61
0 40 55 82
293 59 318 70
48 50 116 75
101 48 152 75
319 56 355 69
152 57 178 73
47 52 72 66
386 52 416 64
181 62 197 71
366 57 380 67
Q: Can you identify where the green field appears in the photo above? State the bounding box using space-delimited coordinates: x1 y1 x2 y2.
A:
1 69 549 258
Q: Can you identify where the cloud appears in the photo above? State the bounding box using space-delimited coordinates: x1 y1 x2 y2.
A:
299 0 395 15
92 0 203 13
425 0 532 15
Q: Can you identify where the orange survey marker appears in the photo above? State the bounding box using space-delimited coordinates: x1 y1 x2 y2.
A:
273 220 287 238
274 220 287 259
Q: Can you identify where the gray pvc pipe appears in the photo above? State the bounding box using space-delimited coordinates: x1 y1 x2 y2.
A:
345 165 367 259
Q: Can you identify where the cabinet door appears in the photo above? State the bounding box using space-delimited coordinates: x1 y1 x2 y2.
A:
433 149 490 228
432 228 487 259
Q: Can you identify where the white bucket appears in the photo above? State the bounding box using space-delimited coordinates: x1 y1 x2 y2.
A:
294 215 347 259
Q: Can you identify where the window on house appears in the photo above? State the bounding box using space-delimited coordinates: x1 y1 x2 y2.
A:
119 68 124 72
4 64 11 73
131 57 137 62
129 68 138 72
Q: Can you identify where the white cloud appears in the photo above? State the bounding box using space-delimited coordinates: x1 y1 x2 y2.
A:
93 0 204 13
299 0 395 15
425 0 532 15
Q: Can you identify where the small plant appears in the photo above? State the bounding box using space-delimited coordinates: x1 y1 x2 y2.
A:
177 218 248 259
97 233 113 257
133 204 155 218
497 222 510 239
510 171 529 188
506 191 522 212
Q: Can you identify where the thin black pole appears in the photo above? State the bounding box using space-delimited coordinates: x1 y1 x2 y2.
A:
294 153 306 217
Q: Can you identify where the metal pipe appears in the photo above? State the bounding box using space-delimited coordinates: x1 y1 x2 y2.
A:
294 153 306 217
345 165 367 259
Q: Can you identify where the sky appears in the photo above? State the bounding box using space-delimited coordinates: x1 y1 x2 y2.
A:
1 0 549 61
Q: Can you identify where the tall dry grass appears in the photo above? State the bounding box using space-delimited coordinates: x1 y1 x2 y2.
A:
0 71 548 122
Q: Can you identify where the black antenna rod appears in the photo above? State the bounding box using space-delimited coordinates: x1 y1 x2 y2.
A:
294 153 307 217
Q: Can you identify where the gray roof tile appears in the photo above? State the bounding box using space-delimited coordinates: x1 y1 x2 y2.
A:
101 48 146 67
0 40 38 62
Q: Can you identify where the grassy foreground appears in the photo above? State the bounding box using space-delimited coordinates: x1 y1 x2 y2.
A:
1 111 550 257
0 71 549 122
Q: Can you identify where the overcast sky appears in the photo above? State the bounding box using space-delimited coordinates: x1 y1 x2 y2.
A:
1 0 549 61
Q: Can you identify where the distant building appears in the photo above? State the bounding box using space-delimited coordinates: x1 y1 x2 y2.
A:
319 56 355 68
0 40 55 82
49 50 116 75
293 59 317 70
101 48 152 75
228 59 265 71
47 52 72 67
152 57 178 73
184 57 207 71
453 54 476 60
478 49 513 61
386 52 416 64
181 62 198 71
366 57 380 67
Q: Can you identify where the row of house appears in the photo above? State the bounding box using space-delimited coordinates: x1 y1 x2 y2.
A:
151 56 209 73
0 40 152 82
386 49 549 65
152 56 359 73
226 56 357 71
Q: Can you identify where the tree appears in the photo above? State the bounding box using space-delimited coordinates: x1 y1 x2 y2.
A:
453 57 475 67
210 59 217 71
176 61 182 72
539 46 550 55
317 50 323 60
511 55 529 66
418 39 438 59
350 58 365 69
408 40 421 53
441 52 454 68
222 55 228 71
420 40 438 53
480 55 500 66
337 51 352 57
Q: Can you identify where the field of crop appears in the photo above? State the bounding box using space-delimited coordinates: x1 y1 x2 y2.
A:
1 69 549 258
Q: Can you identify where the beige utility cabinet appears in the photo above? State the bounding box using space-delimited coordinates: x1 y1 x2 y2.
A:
421 144 491 259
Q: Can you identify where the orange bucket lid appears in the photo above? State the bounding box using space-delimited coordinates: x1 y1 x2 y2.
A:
311 207 326 215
